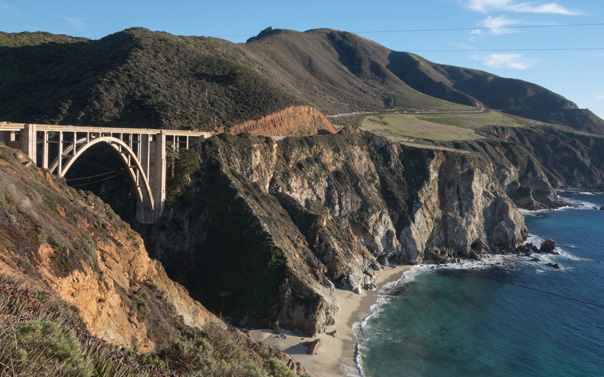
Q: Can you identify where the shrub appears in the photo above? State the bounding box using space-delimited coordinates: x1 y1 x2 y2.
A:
1 319 92 376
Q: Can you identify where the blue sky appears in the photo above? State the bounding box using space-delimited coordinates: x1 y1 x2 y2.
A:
1 0 603 119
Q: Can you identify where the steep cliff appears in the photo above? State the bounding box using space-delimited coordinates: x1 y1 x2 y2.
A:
0 144 307 376
452 134 563 210
230 105 337 136
479 126 604 191
143 128 527 335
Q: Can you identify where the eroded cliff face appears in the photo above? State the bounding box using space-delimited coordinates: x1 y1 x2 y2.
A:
229 105 337 136
144 127 527 335
482 126 604 190
453 135 563 210
0 146 215 351
400 152 528 263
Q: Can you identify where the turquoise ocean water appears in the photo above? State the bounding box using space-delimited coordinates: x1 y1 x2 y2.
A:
358 192 604 377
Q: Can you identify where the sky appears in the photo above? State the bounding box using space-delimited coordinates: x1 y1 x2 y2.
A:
1 0 603 119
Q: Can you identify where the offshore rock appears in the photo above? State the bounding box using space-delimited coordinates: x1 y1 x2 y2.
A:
540 238 556 253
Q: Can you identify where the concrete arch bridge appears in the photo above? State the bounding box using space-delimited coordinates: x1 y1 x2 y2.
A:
0 122 213 224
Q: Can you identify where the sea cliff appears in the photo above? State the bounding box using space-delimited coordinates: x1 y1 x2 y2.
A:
142 127 528 336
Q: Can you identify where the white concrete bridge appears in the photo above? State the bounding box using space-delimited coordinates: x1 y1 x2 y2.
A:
0 122 213 224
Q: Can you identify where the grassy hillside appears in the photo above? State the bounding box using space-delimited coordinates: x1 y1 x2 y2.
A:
357 111 562 145
0 28 299 129
0 31 87 87
0 27 602 134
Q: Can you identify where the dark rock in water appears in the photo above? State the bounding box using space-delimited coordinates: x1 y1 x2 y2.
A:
530 257 541 262
515 245 530 256
594 207 598 210
540 239 556 253
546 263 560 269
600 207 604 211
306 339 322 355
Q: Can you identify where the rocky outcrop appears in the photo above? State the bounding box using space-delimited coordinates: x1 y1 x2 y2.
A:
453 132 563 210
480 126 604 191
0 145 215 351
230 105 337 136
144 127 527 335
400 152 528 263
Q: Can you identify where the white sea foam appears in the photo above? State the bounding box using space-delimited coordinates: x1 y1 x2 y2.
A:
525 233 587 262
557 195 600 210
354 255 519 376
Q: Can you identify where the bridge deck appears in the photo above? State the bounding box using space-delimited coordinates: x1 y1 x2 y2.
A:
0 122 214 138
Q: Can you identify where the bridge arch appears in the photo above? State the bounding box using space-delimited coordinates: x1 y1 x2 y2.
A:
3 123 213 224
49 136 155 224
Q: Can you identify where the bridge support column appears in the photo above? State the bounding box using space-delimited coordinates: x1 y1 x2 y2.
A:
152 130 166 221
42 131 49 169
21 124 37 164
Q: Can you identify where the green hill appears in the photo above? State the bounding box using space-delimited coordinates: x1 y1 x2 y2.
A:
0 27 602 134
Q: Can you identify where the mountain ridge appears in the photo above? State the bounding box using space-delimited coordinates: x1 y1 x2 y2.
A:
1 27 602 134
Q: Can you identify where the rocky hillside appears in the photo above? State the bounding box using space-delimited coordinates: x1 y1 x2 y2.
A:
0 144 307 376
230 106 337 136
479 126 604 190
141 128 527 336
0 27 601 134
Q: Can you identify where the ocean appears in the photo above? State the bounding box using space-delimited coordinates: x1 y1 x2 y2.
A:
357 192 604 377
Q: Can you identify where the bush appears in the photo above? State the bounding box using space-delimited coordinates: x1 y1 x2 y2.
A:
0 319 92 376
267 359 299 377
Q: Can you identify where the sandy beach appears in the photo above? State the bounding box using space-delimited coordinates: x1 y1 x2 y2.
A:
251 264 411 377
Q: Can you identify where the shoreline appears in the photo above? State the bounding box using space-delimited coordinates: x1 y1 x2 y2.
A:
250 265 411 377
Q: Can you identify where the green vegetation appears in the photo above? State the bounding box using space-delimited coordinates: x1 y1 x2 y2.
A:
166 148 201 205
0 274 306 377
4 27 597 135
361 113 481 142
0 31 86 86
358 111 574 148
0 274 147 377
0 28 299 129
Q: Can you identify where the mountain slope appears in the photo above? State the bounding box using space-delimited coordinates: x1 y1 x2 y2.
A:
0 144 307 376
0 31 87 87
0 27 601 134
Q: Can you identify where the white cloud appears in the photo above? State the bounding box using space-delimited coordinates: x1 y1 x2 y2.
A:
465 0 580 15
472 15 520 36
471 53 534 69
596 95 604 100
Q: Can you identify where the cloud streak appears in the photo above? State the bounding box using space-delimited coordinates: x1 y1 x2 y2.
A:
54 15 86 31
471 53 535 69
472 15 521 36
466 0 580 15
